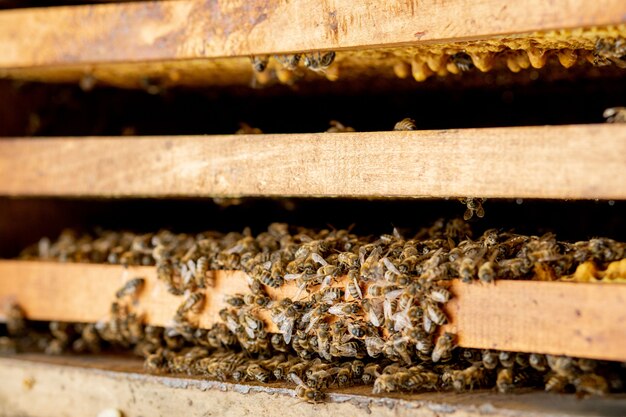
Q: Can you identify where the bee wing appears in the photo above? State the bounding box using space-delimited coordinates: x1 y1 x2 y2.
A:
383 299 394 321
284 273 302 281
289 373 305 386
353 278 363 299
392 308 413 332
311 253 328 266
319 275 332 291
385 288 403 301
382 257 401 276
305 314 322 334
280 317 295 344
328 303 347 316
186 259 196 276
337 343 357 356
244 325 255 339
344 280 351 301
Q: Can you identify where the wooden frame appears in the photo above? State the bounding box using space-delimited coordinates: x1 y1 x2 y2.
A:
1 260 625 361
4 355 626 417
1 125 626 199
1 1 626 69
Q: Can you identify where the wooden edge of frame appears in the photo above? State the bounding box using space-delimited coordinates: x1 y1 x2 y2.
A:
0 260 625 361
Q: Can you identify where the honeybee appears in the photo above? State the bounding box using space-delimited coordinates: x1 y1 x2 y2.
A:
224 294 246 307
546 355 576 377
432 332 456 363
345 270 363 300
604 107 626 123
545 373 569 392
373 374 397 394
247 363 272 383
594 37 626 68
459 198 485 221
393 118 416 131
482 350 499 370
529 353 547 372
328 302 360 317
115 277 145 299
326 120 355 133
362 363 381 384
428 286 451 303
364 336 385 357
303 51 336 73
497 368 514 393
250 56 269 72
335 363 354 387
425 301 447 325
5 303 26 336
499 351 515 368
274 54 301 70
444 364 485 391
331 341 362 358
175 292 205 321
573 374 609 396
477 261 496 283
449 52 474 71
291 373 326 403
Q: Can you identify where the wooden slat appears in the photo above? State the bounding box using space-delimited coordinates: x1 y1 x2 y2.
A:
1 260 625 361
5 355 626 417
0 1 625 69
1 125 626 199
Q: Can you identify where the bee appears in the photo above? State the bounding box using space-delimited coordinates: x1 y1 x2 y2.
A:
235 123 263 135
529 353 548 372
345 271 363 300
449 52 474 72
373 374 397 394
547 355 576 378
573 374 609 396
331 341 362 358
272 356 301 380
432 332 456 363
291 374 326 403
443 364 485 391
250 56 269 72
393 118 416 131
428 286 451 303
326 120 355 133
303 51 336 73
115 277 144 299
497 368 515 393
5 303 26 336
335 363 354 387
157 262 183 296
425 301 447 325
274 54 301 70
545 373 570 392
195 256 213 288
247 364 272 383
321 287 344 303
307 369 333 389
259 271 284 288
478 261 496 283
362 363 381 384
328 302 360 317
347 321 372 339
499 351 515 368
364 336 385 357
175 292 205 321
604 107 626 123
338 252 359 269
224 294 245 307
594 37 626 68
481 350 499 370
459 198 485 220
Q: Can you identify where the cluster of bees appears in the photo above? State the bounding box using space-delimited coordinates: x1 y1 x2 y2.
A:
12 219 626 401
250 51 338 86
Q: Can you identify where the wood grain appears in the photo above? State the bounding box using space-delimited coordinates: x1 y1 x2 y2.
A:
1 125 625 199
4 356 626 417
0 1 625 69
1 260 625 361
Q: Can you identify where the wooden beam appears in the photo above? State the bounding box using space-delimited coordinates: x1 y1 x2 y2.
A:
1 260 625 361
4 355 626 417
1 125 626 199
0 1 625 69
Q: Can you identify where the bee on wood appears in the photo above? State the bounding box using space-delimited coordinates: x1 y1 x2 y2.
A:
499 351 515 368
604 107 626 123
175 292 205 322
291 373 326 403
546 355 576 378
425 300 447 326
443 364 486 391
247 363 272 383
274 54 301 70
5 303 26 336
157 261 184 296
428 286 451 303
529 353 548 372
224 294 246 307
459 198 485 221
432 332 456 363
362 363 381 384
393 118 417 131
328 302 360 317
115 277 145 299
273 356 302 380
545 373 570 393
250 56 270 72
326 120 355 133
373 374 397 394
481 350 499 370
478 261 496 283
303 51 336 73
449 52 474 72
